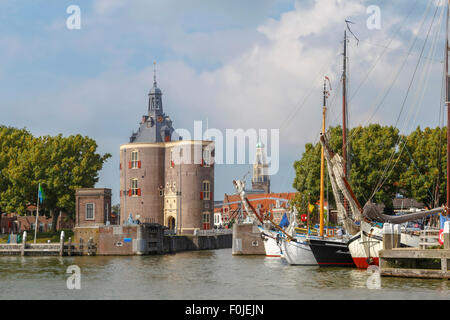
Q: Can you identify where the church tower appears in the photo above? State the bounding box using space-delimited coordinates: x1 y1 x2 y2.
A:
130 62 175 143
252 141 270 193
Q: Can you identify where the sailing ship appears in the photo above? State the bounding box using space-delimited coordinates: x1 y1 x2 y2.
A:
306 34 356 268
319 8 450 268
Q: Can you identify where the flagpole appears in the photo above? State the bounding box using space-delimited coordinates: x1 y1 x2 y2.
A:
34 183 40 244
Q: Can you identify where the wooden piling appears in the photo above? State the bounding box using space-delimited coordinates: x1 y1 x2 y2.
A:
67 237 72 256
393 225 401 249
383 223 393 250
444 221 450 250
59 231 65 256
21 231 27 256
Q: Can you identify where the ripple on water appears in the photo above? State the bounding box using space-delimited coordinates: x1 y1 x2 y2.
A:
0 249 449 299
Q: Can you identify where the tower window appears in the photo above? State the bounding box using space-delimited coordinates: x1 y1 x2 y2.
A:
203 148 211 167
130 179 140 196
131 151 140 169
202 212 211 230
202 181 211 200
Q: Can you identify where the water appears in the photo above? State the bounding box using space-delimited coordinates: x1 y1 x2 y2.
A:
0 248 449 300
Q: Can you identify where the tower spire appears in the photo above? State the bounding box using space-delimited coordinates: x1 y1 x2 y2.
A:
153 61 157 88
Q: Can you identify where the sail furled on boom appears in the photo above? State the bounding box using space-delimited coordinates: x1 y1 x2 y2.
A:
320 133 361 235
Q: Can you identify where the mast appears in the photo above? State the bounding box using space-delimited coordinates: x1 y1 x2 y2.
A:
444 0 450 211
320 77 329 237
342 30 349 180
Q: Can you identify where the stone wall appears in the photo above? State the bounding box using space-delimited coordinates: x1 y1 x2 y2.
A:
74 223 231 256
232 223 265 255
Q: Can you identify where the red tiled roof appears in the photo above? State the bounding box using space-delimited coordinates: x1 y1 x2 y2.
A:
222 192 298 220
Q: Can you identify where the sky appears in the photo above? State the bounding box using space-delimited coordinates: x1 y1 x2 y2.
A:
0 0 448 205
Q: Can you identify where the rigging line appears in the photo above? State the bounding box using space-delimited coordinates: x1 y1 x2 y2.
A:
371 1 443 200
278 64 330 133
432 67 446 205
366 0 441 195
346 0 435 147
348 0 420 104
400 137 436 202
369 0 442 201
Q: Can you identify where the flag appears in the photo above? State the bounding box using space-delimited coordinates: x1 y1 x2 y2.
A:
38 183 45 204
279 213 290 229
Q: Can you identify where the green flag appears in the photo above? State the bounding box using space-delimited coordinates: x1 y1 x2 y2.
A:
38 183 45 204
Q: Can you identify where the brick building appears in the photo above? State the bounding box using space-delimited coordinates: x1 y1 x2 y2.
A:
120 66 214 234
221 192 297 225
75 188 113 227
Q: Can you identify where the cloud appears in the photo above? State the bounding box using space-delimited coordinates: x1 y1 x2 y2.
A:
1 0 445 201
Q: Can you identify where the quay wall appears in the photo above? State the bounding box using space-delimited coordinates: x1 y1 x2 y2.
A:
74 224 231 256
232 222 265 255
0 224 232 256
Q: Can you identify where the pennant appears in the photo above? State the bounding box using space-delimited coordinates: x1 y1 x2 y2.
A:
38 183 45 204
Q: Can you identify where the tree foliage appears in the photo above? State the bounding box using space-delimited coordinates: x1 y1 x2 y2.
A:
0 126 111 225
293 125 446 212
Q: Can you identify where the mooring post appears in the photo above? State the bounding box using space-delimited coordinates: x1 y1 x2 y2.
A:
444 221 450 250
87 237 93 256
443 222 450 275
383 223 393 250
59 231 65 256
67 237 72 256
393 224 401 249
21 231 27 256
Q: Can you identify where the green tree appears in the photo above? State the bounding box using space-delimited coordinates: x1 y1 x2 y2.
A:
0 126 36 215
0 128 111 232
348 124 401 209
398 126 447 208
40 134 111 231
293 124 404 210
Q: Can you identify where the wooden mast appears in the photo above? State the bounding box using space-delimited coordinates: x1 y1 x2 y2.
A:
343 30 349 180
320 77 329 237
446 0 450 212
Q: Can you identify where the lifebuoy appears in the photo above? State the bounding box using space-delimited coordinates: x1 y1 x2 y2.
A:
439 229 444 246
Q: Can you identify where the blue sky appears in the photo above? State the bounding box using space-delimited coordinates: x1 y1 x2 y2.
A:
0 0 447 205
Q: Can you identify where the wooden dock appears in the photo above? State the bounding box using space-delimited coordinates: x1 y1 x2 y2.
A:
0 232 96 256
379 223 450 279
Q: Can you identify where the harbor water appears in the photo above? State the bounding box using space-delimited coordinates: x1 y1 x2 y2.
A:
0 248 449 300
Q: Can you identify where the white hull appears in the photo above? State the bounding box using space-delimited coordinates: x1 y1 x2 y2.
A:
258 227 282 257
280 237 317 266
348 222 420 269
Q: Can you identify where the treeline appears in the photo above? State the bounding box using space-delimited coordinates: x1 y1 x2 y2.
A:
0 126 111 231
293 124 447 213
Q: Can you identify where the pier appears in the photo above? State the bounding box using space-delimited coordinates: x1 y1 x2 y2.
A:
0 226 232 257
379 222 450 279
0 231 96 256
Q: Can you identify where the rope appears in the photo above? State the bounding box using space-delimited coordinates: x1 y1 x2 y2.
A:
369 0 443 201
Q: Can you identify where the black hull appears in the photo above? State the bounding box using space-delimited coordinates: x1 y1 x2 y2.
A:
308 239 356 268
